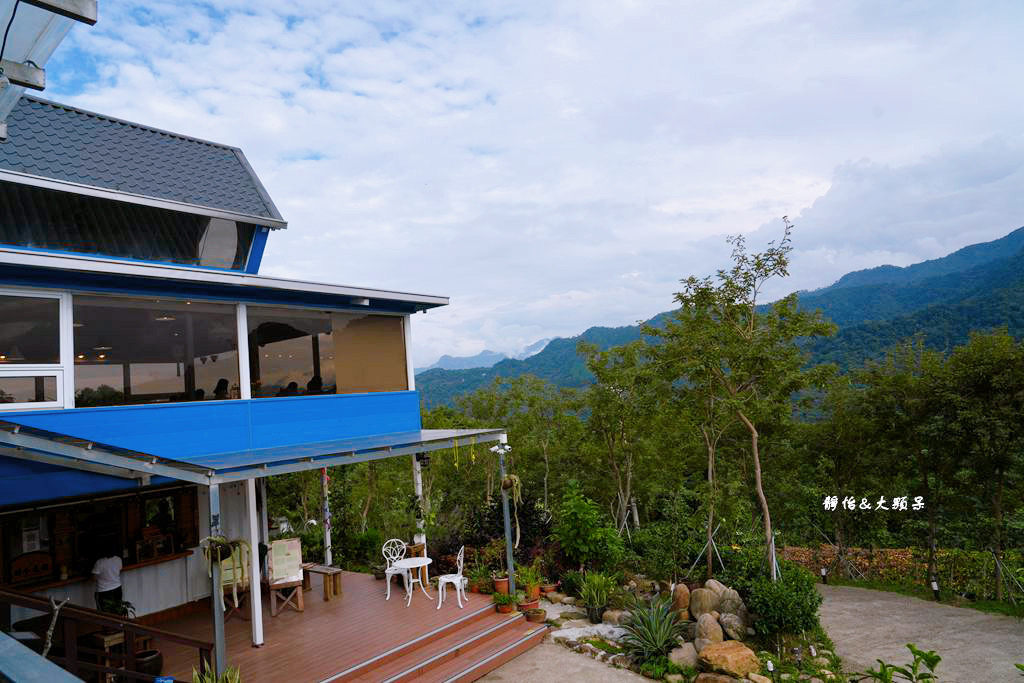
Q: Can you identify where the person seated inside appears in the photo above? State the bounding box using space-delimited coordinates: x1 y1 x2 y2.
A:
213 378 230 400
92 543 123 613
305 375 323 395
275 381 299 397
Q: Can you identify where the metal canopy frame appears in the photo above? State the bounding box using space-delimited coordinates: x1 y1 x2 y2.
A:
0 420 505 486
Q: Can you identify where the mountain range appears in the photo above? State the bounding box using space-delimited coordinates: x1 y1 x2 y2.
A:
415 338 552 374
417 227 1024 407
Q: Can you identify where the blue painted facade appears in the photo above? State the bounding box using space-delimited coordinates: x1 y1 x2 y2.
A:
0 392 422 505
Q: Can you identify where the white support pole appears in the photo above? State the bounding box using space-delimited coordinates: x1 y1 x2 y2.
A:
322 468 332 566
209 483 227 675
236 304 251 400
496 434 516 595
403 315 415 391
246 478 264 647
412 455 425 544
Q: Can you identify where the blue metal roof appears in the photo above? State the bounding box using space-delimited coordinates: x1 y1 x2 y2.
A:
0 96 284 222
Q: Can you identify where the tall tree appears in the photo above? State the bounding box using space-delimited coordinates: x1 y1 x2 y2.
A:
649 221 835 579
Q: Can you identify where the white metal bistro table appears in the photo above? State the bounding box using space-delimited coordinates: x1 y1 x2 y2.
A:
392 556 433 607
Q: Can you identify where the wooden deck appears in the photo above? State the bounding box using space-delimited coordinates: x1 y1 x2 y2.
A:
157 571 546 683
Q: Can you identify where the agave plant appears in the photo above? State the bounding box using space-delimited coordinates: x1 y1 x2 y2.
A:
619 595 687 664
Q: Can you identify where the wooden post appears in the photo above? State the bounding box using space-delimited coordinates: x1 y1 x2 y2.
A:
209 483 227 676
246 478 264 647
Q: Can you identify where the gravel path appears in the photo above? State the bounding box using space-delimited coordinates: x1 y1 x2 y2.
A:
817 584 1024 682
480 642 646 682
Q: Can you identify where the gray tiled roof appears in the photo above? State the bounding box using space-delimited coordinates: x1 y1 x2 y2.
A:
0 96 284 223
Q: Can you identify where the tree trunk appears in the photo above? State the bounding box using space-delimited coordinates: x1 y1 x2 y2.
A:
359 462 376 533
702 426 715 580
994 465 1004 601
737 410 775 581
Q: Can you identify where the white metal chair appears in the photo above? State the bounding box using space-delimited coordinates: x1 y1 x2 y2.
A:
382 538 407 601
436 545 469 609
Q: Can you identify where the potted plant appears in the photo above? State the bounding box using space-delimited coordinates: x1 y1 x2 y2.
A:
492 591 517 614
372 564 387 580
525 607 547 623
540 579 558 594
517 564 542 601
466 564 492 593
516 591 539 611
493 572 510 595
580 571 615 624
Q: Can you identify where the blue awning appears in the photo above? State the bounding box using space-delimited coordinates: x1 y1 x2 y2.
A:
0 420 504 486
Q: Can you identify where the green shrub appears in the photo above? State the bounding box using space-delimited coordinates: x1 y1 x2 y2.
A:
620 595 688 664
746 566 823 638
857 643 941 682
553 481 624 569
492 591 518 606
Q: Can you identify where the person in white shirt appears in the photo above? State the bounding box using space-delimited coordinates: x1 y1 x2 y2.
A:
92 543 123 612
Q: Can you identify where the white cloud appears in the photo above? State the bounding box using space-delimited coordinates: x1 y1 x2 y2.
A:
42 0 1024 365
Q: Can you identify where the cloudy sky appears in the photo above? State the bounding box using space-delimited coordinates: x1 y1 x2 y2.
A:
43 0 1024 366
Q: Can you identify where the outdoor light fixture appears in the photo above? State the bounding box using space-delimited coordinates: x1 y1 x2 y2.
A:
489 444 511 455
415 452 430 468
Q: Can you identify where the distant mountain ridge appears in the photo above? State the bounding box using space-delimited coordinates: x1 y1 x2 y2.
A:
415 339 553 374
417 227 1024 407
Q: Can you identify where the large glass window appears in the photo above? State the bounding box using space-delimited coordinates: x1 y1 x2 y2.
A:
248 307 408 398
0 181 257 270
0 294 59 364
72 296 240 407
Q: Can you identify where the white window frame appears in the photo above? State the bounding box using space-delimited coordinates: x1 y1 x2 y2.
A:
0 287 73 410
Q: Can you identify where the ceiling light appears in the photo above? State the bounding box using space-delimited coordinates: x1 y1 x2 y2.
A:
93 344 113 351
155 314 176 322
76 354 85 360
73 321 85 328
97 354 107 360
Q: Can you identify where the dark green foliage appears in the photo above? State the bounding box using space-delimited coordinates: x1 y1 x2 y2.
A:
746 566 823 638
344 528 383 566
579 571 617 608
560 569 585 598
635 656 689 680
620 595 688 664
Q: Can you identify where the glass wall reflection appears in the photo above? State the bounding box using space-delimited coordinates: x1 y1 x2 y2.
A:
72 296 240 407
247 307 407 398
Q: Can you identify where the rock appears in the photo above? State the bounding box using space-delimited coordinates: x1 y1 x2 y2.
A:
669 642 698 669
699 641 761 678
820 671 836 680
688 621 699 641
689 587 720 618
813 657 830 667
711 610 721 621
697 612 724 643
718 588 744 615
695 637 712 654
746 627 756 637
672 582 691 613
602 609 626 625
560 611 588 621
704 578 728 596
695 674 736 683
748 675 772 683
561 596 576 605
547 592 565 604
719 613 745 641
665 675 685 683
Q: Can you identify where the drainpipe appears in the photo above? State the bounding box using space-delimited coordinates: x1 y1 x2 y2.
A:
495 435 516 595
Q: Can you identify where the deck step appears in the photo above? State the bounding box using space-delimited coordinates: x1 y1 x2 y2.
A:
325 608 546 683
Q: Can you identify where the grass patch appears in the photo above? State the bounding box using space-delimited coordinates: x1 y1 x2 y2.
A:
582 637 624 654
829 577 1024 618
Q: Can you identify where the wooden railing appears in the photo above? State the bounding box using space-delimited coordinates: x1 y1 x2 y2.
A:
0 586 213 682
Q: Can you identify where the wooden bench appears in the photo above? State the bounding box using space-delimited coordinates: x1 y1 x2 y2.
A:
305 565 343 601
300 562 316 592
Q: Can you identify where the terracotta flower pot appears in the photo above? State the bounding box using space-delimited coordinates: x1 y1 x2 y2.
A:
494 577 509 594
525 608 547 623
517 598 539 611
540 583 558 594
526 584 541 600
495 603 515 614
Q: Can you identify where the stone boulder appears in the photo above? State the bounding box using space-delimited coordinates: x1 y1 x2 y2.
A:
561 596 576 605
689 587 720 618
672 582 691 613
687 621 699 641
718 612 744 641
694 674 736 683
697 612 724 643
602 609 627 625
694 637 711 654
668 642 698 669
717 587 744 615
699 641 760 679
748 674 772 683
703 578 728 597
546 592 566 604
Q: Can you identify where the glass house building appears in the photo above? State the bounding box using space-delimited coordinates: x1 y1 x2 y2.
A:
0 94 506 674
